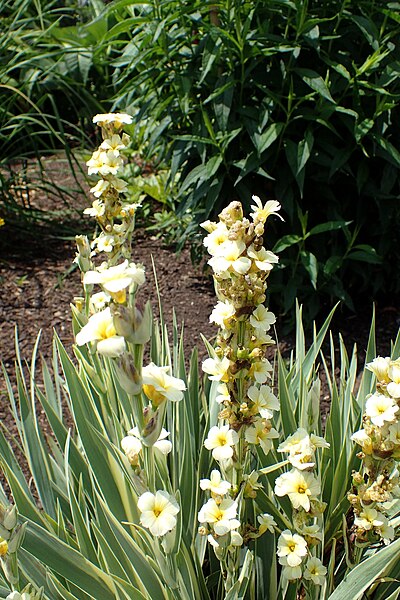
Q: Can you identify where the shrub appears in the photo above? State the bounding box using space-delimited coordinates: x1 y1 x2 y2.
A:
116 0 400 318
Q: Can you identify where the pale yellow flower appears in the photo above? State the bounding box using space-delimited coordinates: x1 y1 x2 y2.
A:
354 507 386 531
89 291 111 312
277 530 307 567
138 490 179 537
303 557 327 586
208 240 251 275
202 356 231 382
250 358 273 383
378 521 395 544
257 513 276 534
365 393 398 427
120 202 141 217
249 305 276 332
200 470 231 496
200 219 218 233
204 425 238 462
99 134 128 153
203 222 229 255
247 384 279 419
247 245 279 271
142 363 186 406
351 428 373 454
278 428 329 470
83 260 145 299
275 469 320 512
75 307 126 357
209 301 236 328
89 180 110 199
198 498 239 535
215 383 231 404
95 233 115 253
84 199 106 218
250 196 283 223
280 561 302 581
366 356 391 383
121 427 172 465
388 361 400 398
245 419 279 454
93 112 133 127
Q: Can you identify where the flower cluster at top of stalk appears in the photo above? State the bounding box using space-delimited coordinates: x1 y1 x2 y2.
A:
348 356 400 545
84 112 139 262
274 428 328 585
198 198 282 587
74 113 185 540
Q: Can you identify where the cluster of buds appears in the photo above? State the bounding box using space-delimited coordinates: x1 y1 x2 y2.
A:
274 428 328 583
75 114 185 541
201 197 281 450
199 198 282 587
349 356 400 545
0 505 27 589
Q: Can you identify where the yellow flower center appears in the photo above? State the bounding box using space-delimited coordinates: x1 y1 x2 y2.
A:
98 321 117 340
216 433 228 446
143 384 166 407
111 290 126 304
0 540 8 556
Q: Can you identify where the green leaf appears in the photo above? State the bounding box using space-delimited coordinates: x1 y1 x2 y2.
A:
273 234 302 252
347 245 382 264
257 122 284 155
22 518 118 600
374 135 400 167
300 250 318 289
294 68 335 103
297 130 314 174
308 220 350 236
328 538 400 600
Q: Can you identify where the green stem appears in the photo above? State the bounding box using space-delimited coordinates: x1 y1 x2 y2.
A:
143 445 156 493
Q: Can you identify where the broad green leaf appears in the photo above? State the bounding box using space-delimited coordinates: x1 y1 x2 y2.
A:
273 235 302 252
329 538 400 600
300 250 318 289
257 122 284 155
294 68 335 103
308 220 350 236
347 245 381 264
22 518 118 600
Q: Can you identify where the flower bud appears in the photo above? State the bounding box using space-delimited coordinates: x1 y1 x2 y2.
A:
0 540 7 556
7 523 26 554
3 506 17 532
115 355 142 395
141 407 164 447
75 235 92 273
131 301 152 345
111 304 135 339
120 436 141 467
74 297 85 313
219 202 243 227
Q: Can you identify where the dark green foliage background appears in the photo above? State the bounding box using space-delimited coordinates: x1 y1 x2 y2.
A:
1 0 399 320
118 0 400 319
